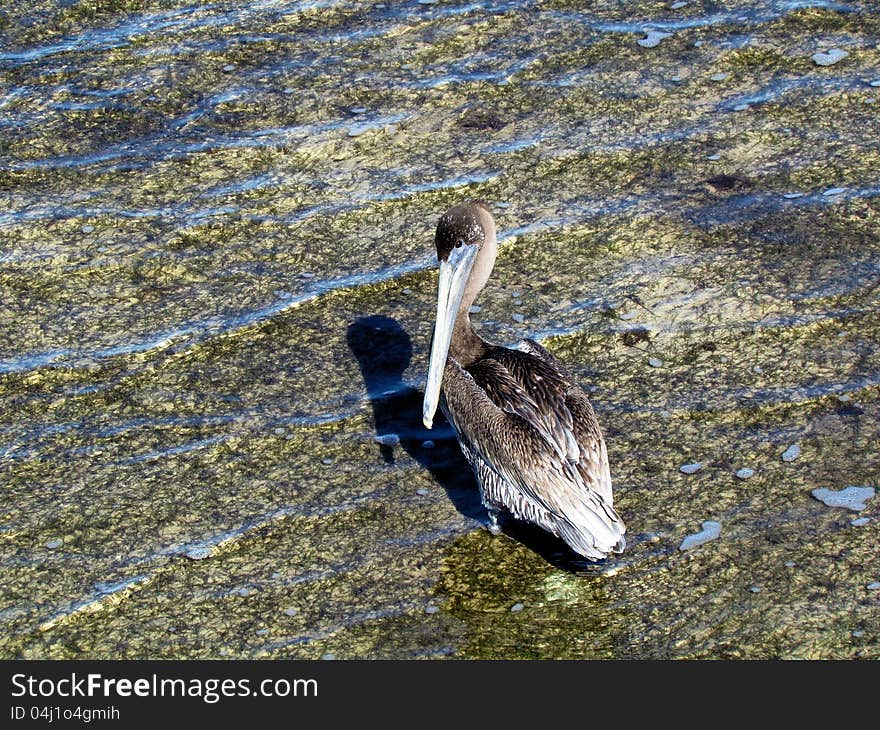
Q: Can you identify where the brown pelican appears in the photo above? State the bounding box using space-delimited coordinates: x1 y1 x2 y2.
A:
422 201 626 560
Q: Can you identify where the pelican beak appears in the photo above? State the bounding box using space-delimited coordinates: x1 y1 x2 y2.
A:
423 243 479 429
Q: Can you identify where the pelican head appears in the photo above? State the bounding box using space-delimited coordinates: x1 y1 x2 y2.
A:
423 201 497 430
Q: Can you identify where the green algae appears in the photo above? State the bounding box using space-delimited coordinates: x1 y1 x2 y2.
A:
1 0 879 660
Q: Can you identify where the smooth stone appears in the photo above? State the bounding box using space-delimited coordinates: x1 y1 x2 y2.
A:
511 313 525 323
753 365 763 373
852 630 865 637
680 462 703 475
81 225 95 233
811 486 875 511
811 49 848 66
256 628 269 636
222 64 236 72
425 605 439 614
46 539 62 549
750 586 761 593
735 468 755 480
284 607 299 616
706 154 721 160
679 520 721 551
416 488 429 496
321 653 336 660
870 80 880 87
321 458 333 465
648 357 663 367
638 31 672 48
733 103 750 111
785 561 796 567
510 603 525 612
469 305 482 313
619 310 637 320
783 192 805 199
671 1 687 8
851 517 870 527
867 583 880 591
374 433 400 447
781 444 801 462
710 72 729 81
822 187 846 196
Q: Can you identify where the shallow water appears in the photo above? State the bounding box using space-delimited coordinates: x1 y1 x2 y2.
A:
1 0 878 658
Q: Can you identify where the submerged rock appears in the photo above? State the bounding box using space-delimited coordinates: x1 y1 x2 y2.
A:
811 486 875 511
679 521 721 551
811 49 848 66
638 31 672 48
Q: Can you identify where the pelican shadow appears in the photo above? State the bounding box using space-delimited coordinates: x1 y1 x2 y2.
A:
347 315 610 571
347 315 483 521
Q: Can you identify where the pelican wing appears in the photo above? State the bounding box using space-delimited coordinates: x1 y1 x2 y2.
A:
441 354 625 559
515 339 614 505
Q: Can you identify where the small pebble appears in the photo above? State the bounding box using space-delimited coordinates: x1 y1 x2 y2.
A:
299 271 316 278
284 607 299 617
270 572 281 579
870 80 880 87
735 468 755 480
750 586 761 593
851 517 870 527
852 630 865 638
679 520 721 551
706 153 721 160
753 365 763 373
671 1 687 8
709 72 729 81
785 561 796 568
867 583 880 591
511 313 525 323
680 462 703 475
374 433 400 447
837 393 851 403
510 603 525 613
811 48 848 66
670 75 682 82
185 547 211 560
416 488 430 496
321 458 333 465
783 192 805 199
648 356 663 367
638 31 672 48
511 291 522 298
402 288 413 295
350 107 368 114
256 628 269 636
694 40 704 47
425 605 439 614
619 310 637 320
321 653 336 660
811 486 875 511
222 64 236 72
469 305 482 313
781 444 801 462
274 427 285 436
46 539 62 549
733 103 750 112
822 187 846 196
421 440 435 449
81 225 94 234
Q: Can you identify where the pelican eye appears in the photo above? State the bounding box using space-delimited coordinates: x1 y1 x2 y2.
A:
455 239 464 248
